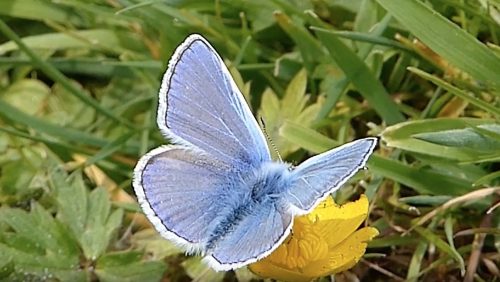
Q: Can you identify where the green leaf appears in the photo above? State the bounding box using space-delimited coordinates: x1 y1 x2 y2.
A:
376 0 500 92
0 258 14 279
95 251 166 282
53 170 88 241
182 258 224 282
315 29 405 125
381 118 498 162
0 204 85 281
52 169 123 261
130 229 183 259
400 195 452 206
413 124 500 152
0 159 37 196
1 79 50 115
96 251 143 267
315 13 394 121
80 187 119 260
258 69 323 157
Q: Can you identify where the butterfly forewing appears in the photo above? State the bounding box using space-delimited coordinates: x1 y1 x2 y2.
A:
285 138 377 214
157 35 270 169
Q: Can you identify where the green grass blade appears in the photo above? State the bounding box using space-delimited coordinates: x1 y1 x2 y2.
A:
315 29 405 125
444 217 465 275
377 0 500 92
85 131 136 166
0 19 135 129
406 240 428 282
324 30 412 52
0 0 85 25
0 126 92 155
279 120 339 153
274 11 325 73
315 13 393 121
408 67 500 117
0 99 108 148
368 155 473 195
414 226 465 275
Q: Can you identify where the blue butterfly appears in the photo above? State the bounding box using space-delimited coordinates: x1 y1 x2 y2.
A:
133 34 377 271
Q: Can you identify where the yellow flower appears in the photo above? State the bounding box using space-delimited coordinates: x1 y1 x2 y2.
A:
249 195 378 282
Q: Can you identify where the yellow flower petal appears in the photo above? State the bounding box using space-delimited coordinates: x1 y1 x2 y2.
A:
308 195 369 247
302 227 379 275
249 195 377 282
249 261 314 282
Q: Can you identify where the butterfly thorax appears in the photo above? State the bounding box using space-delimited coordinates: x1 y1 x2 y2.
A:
246 161 293 203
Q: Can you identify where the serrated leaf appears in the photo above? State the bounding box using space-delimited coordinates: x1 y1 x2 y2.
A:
81 187 114 260
95 252 165 282
53 170 88 241
130 229 183 260
258 69 323 157
0 204 84 281
282 68 308 117
96 251 143 268
0 160 37 195
0 258 14 279
182 258 224 282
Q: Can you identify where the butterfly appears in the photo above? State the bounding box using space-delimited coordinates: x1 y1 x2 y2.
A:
133 34 377 271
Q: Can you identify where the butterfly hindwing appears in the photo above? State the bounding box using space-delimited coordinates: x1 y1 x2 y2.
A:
284 138 377 214
133 145 232 252
205 202 292 271
158 34 270 169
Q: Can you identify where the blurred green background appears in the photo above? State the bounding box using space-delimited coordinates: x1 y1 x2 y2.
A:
0 0 499 281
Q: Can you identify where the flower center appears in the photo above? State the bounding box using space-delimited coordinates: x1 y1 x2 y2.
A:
267 218 329 270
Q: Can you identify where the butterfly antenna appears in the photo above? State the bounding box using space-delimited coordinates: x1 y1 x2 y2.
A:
259 117 282 162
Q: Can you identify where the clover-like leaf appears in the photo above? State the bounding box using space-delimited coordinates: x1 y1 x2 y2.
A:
258 69 322 157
